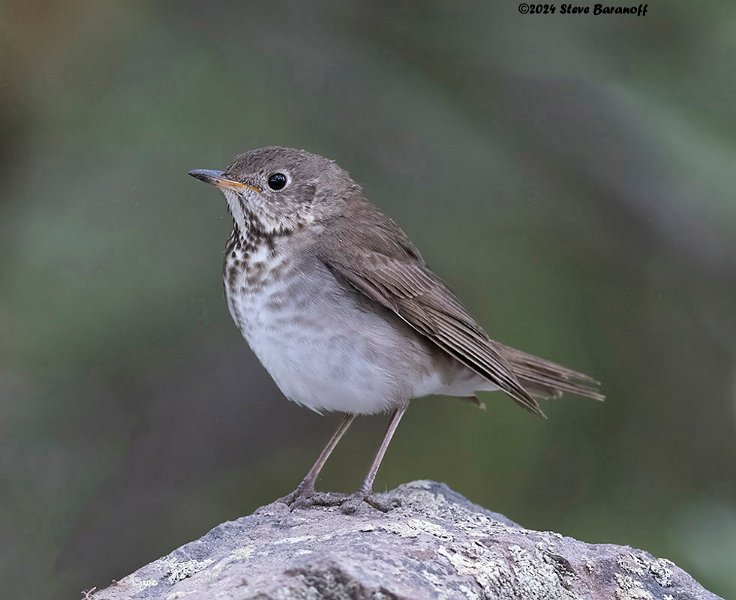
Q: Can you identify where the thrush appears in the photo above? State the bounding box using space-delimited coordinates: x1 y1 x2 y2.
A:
189 146 603 513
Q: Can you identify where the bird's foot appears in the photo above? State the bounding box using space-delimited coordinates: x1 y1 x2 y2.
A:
277 483 316 509
295 491 350 510
299 489 401 514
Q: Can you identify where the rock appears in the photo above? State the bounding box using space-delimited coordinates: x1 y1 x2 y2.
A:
89 481 721 600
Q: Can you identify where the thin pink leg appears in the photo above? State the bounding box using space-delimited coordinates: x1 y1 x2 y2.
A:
285 413 355 502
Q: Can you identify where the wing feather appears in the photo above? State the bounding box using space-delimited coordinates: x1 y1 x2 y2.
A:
321 253 544 416
315 203 602 415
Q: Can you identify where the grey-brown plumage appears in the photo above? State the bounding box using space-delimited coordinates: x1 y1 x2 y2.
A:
189 146 603 512
315 199 603 416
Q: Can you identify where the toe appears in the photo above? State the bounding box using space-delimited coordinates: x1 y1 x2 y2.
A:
300 491 350 508
277 484 315 507
365 494 402 513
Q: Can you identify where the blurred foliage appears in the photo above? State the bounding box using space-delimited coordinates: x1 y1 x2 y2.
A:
1 1 735 598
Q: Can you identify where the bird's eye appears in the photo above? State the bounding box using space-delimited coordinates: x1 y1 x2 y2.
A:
267 173 288 191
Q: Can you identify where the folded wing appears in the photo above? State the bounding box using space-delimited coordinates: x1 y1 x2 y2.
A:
316 206 603 416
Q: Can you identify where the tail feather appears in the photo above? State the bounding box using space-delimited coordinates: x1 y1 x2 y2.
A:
497 344 605 402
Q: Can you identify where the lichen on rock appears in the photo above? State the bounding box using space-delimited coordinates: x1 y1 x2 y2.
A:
90 481 722 600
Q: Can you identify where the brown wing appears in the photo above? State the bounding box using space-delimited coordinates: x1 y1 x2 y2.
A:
316 205 544 415
316 201 603 415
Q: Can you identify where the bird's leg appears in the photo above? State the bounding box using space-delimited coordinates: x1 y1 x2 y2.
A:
345 404 408 513
308 405 408 514
279 413 355 507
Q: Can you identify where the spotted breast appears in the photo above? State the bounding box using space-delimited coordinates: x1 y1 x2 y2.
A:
222 225 468 415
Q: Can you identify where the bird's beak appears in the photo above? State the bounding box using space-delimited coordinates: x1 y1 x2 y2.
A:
188 169 261 192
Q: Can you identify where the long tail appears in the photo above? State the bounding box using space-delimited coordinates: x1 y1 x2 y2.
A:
497 344 605 402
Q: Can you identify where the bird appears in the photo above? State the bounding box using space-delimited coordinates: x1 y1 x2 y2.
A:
188 146 603 513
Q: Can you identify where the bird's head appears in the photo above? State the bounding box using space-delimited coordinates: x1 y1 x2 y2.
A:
189 146 359 235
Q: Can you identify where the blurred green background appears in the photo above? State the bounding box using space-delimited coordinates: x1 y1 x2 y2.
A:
1 1 735 598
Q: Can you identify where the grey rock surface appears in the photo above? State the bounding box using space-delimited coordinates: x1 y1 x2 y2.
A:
89 481 721 600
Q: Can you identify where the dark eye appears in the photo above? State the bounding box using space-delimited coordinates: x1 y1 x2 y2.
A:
267 172 287 191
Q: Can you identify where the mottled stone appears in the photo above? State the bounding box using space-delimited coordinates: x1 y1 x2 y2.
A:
89 481 721 600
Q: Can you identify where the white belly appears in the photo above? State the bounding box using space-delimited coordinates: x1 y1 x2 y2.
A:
225 249 459 414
